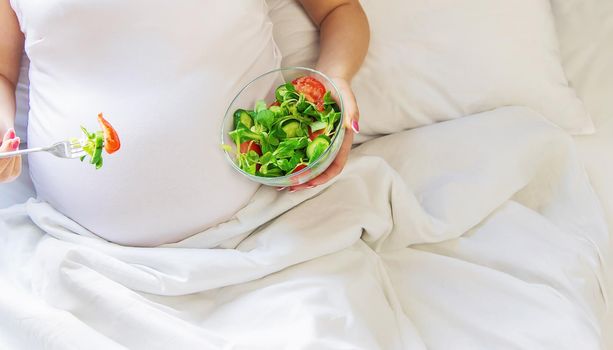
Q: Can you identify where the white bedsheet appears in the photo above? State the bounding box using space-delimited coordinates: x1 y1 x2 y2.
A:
574 119 613 349
575 121 613 249
0 107 609 349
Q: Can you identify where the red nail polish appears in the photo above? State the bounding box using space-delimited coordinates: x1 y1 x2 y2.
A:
12 138 20 150
8 129 15 139
351 120 360 134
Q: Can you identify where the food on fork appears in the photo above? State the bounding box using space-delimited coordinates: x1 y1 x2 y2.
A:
73 113 121 169
223 76 341 177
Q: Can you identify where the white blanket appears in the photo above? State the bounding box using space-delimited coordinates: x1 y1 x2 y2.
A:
0 107 609 349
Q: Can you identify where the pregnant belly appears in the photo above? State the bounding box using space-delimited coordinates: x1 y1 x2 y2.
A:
27 116 259 247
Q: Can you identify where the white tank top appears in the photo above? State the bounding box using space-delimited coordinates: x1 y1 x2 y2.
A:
10 0 280 246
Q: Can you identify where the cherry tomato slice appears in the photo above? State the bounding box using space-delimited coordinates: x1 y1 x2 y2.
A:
240 141 262 155
97 113 120 154
308 128 326 141
291 163 308 174
292 76 326 111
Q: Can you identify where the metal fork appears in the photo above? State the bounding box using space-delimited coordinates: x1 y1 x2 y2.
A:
0 140 85 159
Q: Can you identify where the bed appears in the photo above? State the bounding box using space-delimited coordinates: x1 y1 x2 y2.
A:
1 1 611 349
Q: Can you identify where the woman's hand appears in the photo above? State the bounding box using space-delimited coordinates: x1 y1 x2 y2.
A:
0 128 22 183
285 77 359 192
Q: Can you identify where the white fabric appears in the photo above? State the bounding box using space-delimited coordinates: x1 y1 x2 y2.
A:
552 1 613 345
555 0 613 259
552 0 613 128
8 0 280 246
268 0 593 139
267 0 319 69
554 0 613 229
574 119 613 349
0 156 35 209
0 107 608 349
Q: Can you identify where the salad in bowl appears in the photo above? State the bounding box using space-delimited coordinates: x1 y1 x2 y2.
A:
221 67 344 187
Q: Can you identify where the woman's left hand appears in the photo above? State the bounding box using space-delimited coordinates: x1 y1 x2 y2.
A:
284 77 360 192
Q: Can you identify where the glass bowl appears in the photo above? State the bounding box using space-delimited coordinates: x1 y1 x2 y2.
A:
220 67 345 187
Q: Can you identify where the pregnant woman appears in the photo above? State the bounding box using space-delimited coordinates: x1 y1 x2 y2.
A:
0 0 369 246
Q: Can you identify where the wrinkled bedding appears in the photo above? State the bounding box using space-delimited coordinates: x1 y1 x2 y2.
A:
0 107 608 349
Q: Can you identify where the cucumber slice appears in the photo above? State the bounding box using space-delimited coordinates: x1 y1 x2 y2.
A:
282 121 300 138
306 135 331 163
240 111 253 128
269 105 283 116
233 109 253 129
275 84 289 103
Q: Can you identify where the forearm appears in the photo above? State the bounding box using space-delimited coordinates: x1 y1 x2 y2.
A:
0 75 16 134
315 2 370 81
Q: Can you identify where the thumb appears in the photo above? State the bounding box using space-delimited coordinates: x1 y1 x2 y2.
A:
327 78 360 134
341 90 360 134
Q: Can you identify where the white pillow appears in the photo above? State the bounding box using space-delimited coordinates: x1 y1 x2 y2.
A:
552 0 613 128
267 0 594 138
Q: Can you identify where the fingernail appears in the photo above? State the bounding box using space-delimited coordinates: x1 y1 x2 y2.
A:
8 128 15 139
12 138 20 150
351 120 360 134
276 187 287 191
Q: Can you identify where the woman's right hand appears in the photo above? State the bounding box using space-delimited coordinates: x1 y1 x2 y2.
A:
0 128 21 183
